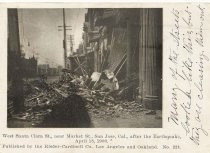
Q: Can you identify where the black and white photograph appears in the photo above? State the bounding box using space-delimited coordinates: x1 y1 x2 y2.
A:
7 8 163 128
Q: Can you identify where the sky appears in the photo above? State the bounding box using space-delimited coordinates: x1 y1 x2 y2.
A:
18 8 87 67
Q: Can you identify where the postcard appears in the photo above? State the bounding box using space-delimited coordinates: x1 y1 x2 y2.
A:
0 2 209 153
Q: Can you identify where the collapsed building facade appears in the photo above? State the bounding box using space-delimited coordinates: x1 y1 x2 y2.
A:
69 8 163 109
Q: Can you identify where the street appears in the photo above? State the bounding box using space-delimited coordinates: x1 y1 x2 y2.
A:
8 75 161 128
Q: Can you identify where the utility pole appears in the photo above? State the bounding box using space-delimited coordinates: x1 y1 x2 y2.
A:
58 8 72 69
63 8 67 68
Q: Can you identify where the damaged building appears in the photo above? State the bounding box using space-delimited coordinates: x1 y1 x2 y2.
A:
69 8 162 109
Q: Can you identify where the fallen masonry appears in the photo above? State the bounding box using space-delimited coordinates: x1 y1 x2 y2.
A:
8 70 161 128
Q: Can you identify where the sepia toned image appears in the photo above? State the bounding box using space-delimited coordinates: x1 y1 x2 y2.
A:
7 8 163 128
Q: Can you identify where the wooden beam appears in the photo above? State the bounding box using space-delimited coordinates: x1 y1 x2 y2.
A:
26 94 44 102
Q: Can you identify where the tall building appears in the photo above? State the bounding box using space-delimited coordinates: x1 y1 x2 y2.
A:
8 9 24 113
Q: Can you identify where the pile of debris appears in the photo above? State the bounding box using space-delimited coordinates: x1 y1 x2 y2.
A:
9 68 160 127
75 70 147 120
9 73 80 126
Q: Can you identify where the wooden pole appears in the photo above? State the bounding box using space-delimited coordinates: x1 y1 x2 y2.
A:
63 8 67 68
